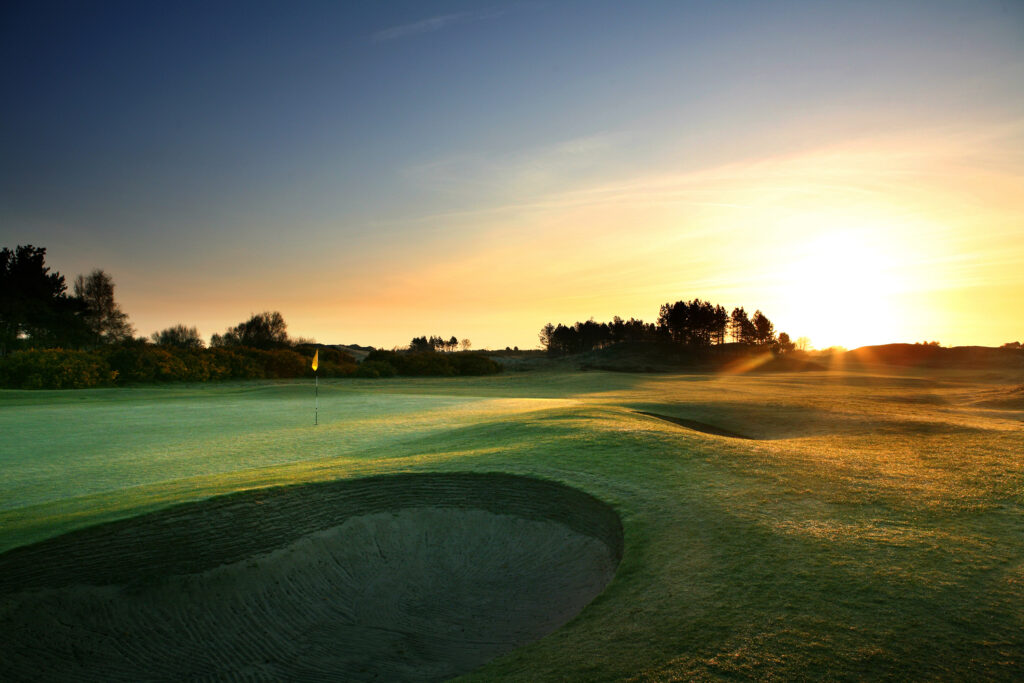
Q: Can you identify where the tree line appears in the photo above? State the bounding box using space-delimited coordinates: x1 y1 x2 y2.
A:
409 335 472 353
539 298 794 355
1 245 501 387
1 245 133 354
0 245 355 388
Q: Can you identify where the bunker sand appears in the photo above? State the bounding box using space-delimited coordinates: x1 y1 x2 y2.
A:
0 473 623 682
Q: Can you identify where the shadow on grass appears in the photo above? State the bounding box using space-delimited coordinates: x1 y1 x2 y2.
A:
634 411 757 440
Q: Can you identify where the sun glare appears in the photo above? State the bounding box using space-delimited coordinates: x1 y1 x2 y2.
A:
779 228 908 349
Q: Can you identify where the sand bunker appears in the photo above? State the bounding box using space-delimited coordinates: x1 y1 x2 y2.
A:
0 473 622 682
636 410 755 439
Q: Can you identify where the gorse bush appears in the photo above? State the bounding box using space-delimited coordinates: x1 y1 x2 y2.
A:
354 360 397 378
0 344 357 389
363 350 501 377
0 349 110 389
0 349 115 389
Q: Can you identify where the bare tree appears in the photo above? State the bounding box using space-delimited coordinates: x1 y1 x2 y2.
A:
460 338 471 351
74 269 133 344
539 323 555 351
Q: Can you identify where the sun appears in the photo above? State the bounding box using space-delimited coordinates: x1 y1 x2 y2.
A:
778 229 908 350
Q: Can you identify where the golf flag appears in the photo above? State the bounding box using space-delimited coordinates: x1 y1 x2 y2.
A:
312 350 319 426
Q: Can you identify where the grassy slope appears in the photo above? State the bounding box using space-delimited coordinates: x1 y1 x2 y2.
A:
1 368 1022 680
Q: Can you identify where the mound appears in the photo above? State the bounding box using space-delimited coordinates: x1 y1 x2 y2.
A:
973 385 1024 410
845 343 1024 369
636 411 756 439
0 473 623 682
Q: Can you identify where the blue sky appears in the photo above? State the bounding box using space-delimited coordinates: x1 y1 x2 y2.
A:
3 1 1023 348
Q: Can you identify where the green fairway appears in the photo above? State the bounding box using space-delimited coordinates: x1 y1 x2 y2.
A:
2 368 1023 680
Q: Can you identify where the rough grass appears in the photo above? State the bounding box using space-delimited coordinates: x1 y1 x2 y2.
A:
1 367 1022 680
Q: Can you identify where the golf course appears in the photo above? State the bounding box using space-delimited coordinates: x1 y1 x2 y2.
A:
2 364 1022 680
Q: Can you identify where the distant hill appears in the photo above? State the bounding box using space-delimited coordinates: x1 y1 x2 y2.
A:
844 343 1024 369
549 341 825 374
330 344 374 362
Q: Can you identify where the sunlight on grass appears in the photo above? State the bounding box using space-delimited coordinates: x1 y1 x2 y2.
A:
1 367 1022 679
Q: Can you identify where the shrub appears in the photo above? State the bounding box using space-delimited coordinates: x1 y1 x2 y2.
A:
0 349 113 389
450 353 502 376
257 349 308 379
0 343 495 389
102 345 189 383
206 348 265 379
362 350 500 377
355 360 396 378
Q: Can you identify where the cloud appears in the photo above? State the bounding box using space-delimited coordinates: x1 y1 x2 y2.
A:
399 131 631 198
371 9 504 43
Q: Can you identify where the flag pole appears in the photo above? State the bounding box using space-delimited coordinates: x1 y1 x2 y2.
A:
312 349 319 426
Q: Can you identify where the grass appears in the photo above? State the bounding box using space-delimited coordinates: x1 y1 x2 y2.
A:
1 367 1023 680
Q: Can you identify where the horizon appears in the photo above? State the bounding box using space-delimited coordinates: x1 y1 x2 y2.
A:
3 1 1023 350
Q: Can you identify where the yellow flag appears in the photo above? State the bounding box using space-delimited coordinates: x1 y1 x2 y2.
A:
312 349 319 371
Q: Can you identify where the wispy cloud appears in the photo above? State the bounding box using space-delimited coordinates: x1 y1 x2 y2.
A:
371 8 505 43
399 131 632 197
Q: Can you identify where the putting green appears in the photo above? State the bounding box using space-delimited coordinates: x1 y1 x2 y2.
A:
1 369 1022 680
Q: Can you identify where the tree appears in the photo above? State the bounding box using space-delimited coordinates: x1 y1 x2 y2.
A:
212 311 288 349
73 269 134 344
461 338 471 351
152 324 204 349
409 336 432 353
0 245 87 354
448 335 458 352
777 332 795 354
730 307 756 344
658 301 689 344
751 310 775 345
795 336 811 352
539 323 555 351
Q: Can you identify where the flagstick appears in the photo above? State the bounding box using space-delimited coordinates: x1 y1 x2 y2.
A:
315 371 319 426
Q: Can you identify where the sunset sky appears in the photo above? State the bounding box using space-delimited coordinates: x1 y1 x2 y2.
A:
2 0 1022 350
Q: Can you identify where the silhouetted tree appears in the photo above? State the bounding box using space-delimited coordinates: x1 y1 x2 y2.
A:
461 338 472 351
0 245 91 354
409 336 432 352
448 335 458 352
152 324 204 349
74 269 134 344
777 332 795 354
731 307 756 344
539 323 555 351
751 310 776 345
658 299 728 346
658 301 688 344
540 299 794 358
212 311 288 349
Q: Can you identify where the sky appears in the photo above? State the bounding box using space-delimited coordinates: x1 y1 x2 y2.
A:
2 0 1022 350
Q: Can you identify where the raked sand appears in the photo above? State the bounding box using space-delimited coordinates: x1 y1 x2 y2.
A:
0 473 623 682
